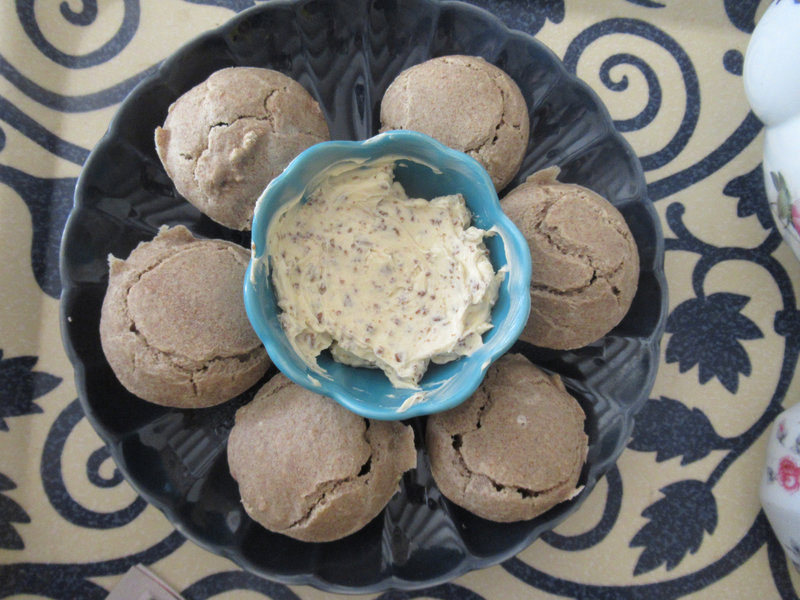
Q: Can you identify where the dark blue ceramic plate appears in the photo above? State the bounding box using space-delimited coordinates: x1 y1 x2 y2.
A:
60 0 667 592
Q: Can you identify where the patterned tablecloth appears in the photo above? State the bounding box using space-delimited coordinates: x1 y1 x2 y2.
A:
2 0 800 598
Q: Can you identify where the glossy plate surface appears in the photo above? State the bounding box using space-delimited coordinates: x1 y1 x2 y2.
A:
60 0 667 592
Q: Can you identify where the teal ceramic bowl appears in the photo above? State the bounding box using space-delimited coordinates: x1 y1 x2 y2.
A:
244 130 531 419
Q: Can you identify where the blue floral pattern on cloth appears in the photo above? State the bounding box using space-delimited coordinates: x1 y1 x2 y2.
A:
1 0 799 598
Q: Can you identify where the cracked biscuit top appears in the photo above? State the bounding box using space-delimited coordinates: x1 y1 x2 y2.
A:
227 373 416 542
426 353 588 522
155 67 330 230
379 55 529 191
501 167 640 350
99 225 270 408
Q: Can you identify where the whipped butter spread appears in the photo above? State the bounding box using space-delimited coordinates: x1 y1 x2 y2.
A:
266 160 503 388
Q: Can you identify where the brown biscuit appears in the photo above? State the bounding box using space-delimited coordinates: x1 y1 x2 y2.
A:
380 55 529 191
99 225 270 408
227 374 417 542
426 353 587 522
155 67 330 230
501 167 640 350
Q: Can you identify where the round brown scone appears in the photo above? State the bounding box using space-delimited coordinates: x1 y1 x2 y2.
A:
380 55 529 191
155 67 330 230
501 167 639 350
99 225 270 408
426 353 587 522
227 374 416 542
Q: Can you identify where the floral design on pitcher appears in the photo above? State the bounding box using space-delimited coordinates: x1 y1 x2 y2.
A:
770 172 800 238
787 539 800 573
778 456 800 492
778 419 788 444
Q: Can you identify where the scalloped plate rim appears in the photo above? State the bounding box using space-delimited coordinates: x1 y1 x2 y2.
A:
59 0 668 592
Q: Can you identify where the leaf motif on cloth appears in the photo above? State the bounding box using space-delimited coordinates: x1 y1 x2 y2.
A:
775 307 800 346
723 0 761 32
665 292 763 393
723 165 773 230
0 349 61 431
628 397 727 464
0 472 31 550
630 480 718 575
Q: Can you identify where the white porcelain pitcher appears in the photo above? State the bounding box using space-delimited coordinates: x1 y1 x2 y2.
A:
761 403 800 571
743 0 800 260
